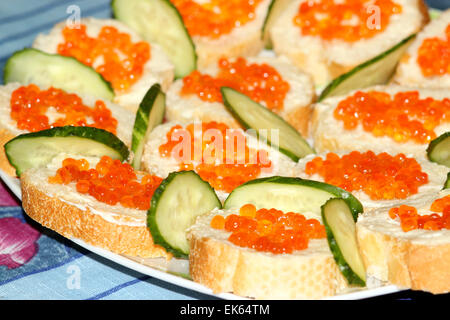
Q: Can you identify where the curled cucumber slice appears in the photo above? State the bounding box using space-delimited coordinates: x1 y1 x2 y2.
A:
4 126 130 177
4 48 114 101
427 132 450 168
221 87 315 162
131 84 166 170
318 34 416 102
321 198 366 286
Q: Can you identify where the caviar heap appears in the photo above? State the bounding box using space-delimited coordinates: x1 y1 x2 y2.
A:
334 90 450 144
181 57 290 111
10 84 118 134
171 0 263 38
49 156 162 210
417 24 450 77
210 204 326 254
159 121 272 192
388 195 450 232
58 24 151 92
293 0 402 42
305 151 429 200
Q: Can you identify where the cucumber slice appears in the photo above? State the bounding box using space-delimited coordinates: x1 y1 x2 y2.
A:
112 0 197 79
321 198 366 286
4 126 129 177
131 84 166 170
223 176 363 219
318 34 416 102
3 48 114 101
262 0 292 49
427 132 450 168
445 172 450 190
148 170 222 258
221 87 315 162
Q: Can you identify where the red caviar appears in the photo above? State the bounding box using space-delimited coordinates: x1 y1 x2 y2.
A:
210 204 326 254
57 24 151 92
158 121 272 192
293 0 402 42
305 151 428 201
171 0 263 38
10 84 117 134
334 90 450 144
181 57 290 111
388 195 450 232
48 156 162 210
417 24 450 77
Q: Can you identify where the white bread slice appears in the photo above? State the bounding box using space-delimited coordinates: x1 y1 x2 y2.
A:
294 152 449 210
310 85 450 158
32 17 174 112
394 9 450 88
20 154 170 259
356 189 450 294
165 55 315 138
0 82 135 177
140 121 299 202
185 0 272 70
187 207 348 299
269 0 429 87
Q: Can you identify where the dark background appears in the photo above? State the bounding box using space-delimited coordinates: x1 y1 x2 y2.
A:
427 0 450 9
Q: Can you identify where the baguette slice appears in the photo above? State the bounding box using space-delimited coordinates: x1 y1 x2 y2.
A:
356 189 450 294
174 0 272 70
269 0 429 87
310 85 450 158
0 82 135 177
295 151 449 210
187 207 348 299
32 17 174 112
165 55 315 138
20 154 170 259
141 121 299 202
394 9 450 88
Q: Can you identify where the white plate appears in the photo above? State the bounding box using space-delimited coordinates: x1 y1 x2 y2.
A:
0 168 402 300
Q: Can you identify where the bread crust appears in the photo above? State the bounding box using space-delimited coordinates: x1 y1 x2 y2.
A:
20 171 171 259
188 218 349 299
189 235 348 299
357 223 450 294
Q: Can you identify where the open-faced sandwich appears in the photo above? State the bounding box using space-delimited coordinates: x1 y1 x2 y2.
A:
32 17 174 111
0 82 135 177
356 189 450 293
21 153 170 258
394 9 450 88
310 85 450 158
188 176 366 299
140 120 300 202
268 0 430 86
295 150 449 210
167 0 273 69
165 55 315 137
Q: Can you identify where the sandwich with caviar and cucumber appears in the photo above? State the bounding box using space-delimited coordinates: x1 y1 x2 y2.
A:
31 17 175 112
165 55 315 138
0 82 135 177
